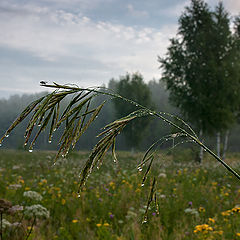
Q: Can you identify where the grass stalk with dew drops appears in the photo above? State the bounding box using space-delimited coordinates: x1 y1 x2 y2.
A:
1 82 240 223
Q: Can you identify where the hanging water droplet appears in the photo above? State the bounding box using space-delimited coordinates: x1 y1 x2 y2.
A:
53 162 56 166
113 159 116 163
149 112 153 115
97 166 99 170
0 143 1 147
48 140 52 144
141 183 144 187
142 219 147 224
29 149 33 153
5 134 9 138
38 124 41 127
138 167 142 172
24 143 27 146
77 194 81 198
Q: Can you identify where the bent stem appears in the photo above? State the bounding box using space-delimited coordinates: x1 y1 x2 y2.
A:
25 216 36 240
0 212 2 240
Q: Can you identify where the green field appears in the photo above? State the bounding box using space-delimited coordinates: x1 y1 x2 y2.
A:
1 150 240 239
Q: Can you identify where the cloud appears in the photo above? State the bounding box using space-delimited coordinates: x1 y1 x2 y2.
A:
127 4 149 18
0 1 177 97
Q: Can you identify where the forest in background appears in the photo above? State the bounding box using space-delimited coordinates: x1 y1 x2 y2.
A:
1 78 240 153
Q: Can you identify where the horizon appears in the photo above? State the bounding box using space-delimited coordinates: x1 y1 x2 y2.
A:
0 0 239 99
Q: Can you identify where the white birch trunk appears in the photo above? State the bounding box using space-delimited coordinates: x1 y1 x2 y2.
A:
199 129 203 163
222 130 229 161
216 132 221 157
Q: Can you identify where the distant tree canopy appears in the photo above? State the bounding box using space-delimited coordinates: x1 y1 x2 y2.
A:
159 0 240 136
109 73 153 150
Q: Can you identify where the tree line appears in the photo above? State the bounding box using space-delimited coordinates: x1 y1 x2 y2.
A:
1 0 240 159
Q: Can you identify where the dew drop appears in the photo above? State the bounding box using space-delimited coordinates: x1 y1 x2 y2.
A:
138 167 142 172
0 143 1 147
141 183 145 187
53 162 56 166
29 149 33 153
24 143 27 146
77 194 81 198
149 112 154 115
48 140 52 144
38 124 41 127
142 219 147 224
5 135 9 138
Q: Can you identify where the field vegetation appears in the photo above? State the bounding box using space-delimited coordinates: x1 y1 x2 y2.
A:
1 150 240 239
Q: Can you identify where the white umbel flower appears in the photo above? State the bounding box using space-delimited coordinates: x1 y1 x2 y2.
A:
23 191 43 201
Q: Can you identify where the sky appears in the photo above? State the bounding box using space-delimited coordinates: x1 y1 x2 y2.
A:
0 0 239 99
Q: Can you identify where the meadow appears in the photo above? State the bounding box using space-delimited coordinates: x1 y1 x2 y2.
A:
1 149 240 240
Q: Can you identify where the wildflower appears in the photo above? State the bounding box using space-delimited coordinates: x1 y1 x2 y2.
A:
0 199 12 213
236 233 240 237
158 173 167 178
109 213 114 219
103 223 110 227
23 191 43 201
208 218 215 224
96 223 102 227
41 179 47 184
8 184 22 190
194 224 213 233
221 210 231 216
213 230 223 235
135 188 141 193
61 199 66 205
1 219 12 229
199 207 205 213
24 204 50 219
25 187 31 191
184 208 199 217
109 181 115 187
72 219 78 223
232 207 240 213
188 201 193 206
18 179 24 184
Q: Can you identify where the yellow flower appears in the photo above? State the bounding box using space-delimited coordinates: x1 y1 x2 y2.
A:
232 207 240 213
41 179 47 184
199 207 205 213
109 181 115 187
236 233 240 237
19 179 24 184
74 181 78 185
25 187 30 191
135 188 141 193
72 219 78 223
96 223 102 227
208 218 215 224
224 192 229 197
61 199 66 205
103 223 110 227
194 224 213 233
221 210 231 216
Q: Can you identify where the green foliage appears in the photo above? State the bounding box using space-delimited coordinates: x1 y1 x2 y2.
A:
2 151 240 239
111 73 153 150
159 0 240 135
